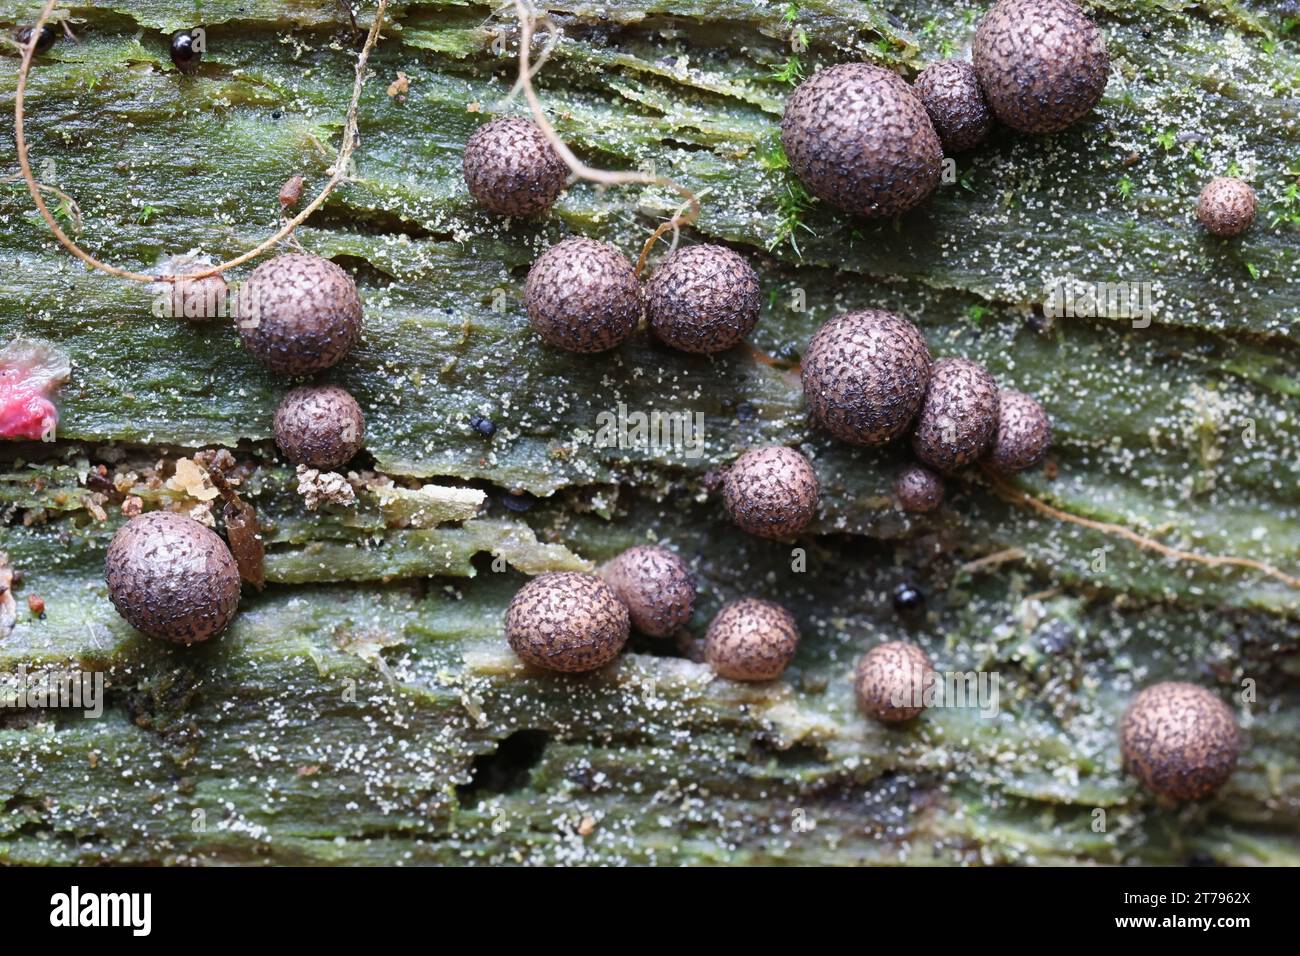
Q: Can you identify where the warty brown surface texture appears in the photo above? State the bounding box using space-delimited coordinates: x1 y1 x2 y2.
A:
104 511 242 644
273 384 366 471
1196 176 1258 237
780 62 943 217
504 571 631 673
601 544 697 638
892 464 945 513
911 357 1000 473
973 0 1110 134
645 244 761 354
237 253 363 375
524 237 642 353
855 640 934 722
985 388 1052 475
801 310 932 445
913 59 992 153
721 445 820 539
1121 682 1241 801
704 598 801 681
462 116 569 217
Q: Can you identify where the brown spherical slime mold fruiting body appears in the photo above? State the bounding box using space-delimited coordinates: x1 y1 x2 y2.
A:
973 0 1110 134
913 60 992 153
911 357 1000 473
855 641 933 723
154 254 228 321
705 598 800 681
800 310 932 445
462 117 569 217
238 253 363 375
721 445 820 539
524 237 641 353
893 464 945 513
1121 682 1240 801
646 244 761 354
1196 177 1257 237
986 388 1051 475
600 544 697 638
170 274 228 321
504 571 630 673
273 384 366 471
780 62 944 217
105 511 242 644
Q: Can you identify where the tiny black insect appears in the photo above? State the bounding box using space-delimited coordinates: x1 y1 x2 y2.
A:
500 492 536 513
1036 620 1076 656
469 415 496 437
16 25 57 54
892 583 924 615
170 29 203 73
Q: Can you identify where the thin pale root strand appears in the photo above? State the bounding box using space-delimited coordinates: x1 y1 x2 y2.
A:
510 0 700 276
959 548 1028 576
986 470 1300 590
14 0 390 285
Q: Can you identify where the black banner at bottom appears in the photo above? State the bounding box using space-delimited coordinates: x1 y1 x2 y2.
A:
0 864 1284 942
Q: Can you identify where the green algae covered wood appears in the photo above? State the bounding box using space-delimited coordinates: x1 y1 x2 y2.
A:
0 0 1298 865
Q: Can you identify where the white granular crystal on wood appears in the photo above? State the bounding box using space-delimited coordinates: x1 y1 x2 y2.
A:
296 464 357 511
